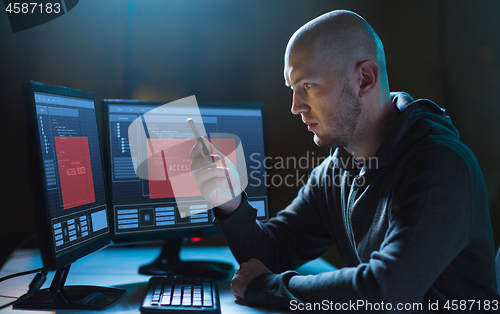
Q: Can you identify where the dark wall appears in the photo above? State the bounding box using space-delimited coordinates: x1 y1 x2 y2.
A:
1 0 499 267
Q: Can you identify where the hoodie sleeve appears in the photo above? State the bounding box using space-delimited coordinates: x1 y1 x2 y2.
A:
213 158 335 273
241 141 483 311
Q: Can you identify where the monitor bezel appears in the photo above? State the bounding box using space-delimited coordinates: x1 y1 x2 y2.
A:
24 81 113 271
101 98 269 245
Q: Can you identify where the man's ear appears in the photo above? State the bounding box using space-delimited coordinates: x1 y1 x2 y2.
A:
357 60 379 97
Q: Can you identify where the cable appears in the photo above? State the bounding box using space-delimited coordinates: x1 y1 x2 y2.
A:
0 267 43 284
0 234 43 310
0 270 47 311
0 300 17 311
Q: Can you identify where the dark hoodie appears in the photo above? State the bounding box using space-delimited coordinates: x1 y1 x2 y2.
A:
214 92 500 312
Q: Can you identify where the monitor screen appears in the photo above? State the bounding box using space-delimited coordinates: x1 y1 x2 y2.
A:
24 81 112 270
102 99 268 244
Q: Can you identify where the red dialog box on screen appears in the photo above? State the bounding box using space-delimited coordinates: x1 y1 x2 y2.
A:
147 138 236 199
54 137 95 209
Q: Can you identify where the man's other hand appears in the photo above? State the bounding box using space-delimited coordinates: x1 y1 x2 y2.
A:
231 258 272 300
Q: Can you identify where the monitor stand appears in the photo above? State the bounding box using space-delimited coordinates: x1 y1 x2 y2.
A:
138 238 233 280
13 264 125 310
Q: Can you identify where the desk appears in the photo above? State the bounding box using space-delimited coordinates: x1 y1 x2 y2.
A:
0 247 336 313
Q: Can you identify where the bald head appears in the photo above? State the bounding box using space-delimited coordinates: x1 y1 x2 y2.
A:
285 10 388 90
284 11 398 158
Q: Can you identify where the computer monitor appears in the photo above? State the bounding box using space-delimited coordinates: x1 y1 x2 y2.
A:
102 99 269 279
15 81 124 310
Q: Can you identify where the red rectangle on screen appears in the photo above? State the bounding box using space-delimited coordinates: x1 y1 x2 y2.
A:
54 136 96 209
147 138 236 200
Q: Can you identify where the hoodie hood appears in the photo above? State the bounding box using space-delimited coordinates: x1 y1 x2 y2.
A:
333 91 460 172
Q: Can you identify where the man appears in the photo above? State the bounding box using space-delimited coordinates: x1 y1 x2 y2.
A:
190 10 499 311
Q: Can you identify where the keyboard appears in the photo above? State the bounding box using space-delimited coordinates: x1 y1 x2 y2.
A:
140 276 221 314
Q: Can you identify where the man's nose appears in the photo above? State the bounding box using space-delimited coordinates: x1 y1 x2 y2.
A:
291 91 309 115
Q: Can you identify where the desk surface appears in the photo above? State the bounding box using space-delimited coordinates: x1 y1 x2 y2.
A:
0 247 336 313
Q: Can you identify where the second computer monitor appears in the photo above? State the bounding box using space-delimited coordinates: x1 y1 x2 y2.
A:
102 99 268 244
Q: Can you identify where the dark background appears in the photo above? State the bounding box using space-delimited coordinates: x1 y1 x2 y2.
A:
1 0 499 268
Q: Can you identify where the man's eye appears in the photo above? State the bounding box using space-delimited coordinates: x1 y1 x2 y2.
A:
304 83 313 90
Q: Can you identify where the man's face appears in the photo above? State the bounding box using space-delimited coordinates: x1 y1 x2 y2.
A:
284 45 362 148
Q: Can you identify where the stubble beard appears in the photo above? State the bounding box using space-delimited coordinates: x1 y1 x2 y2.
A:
313 83 362 148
